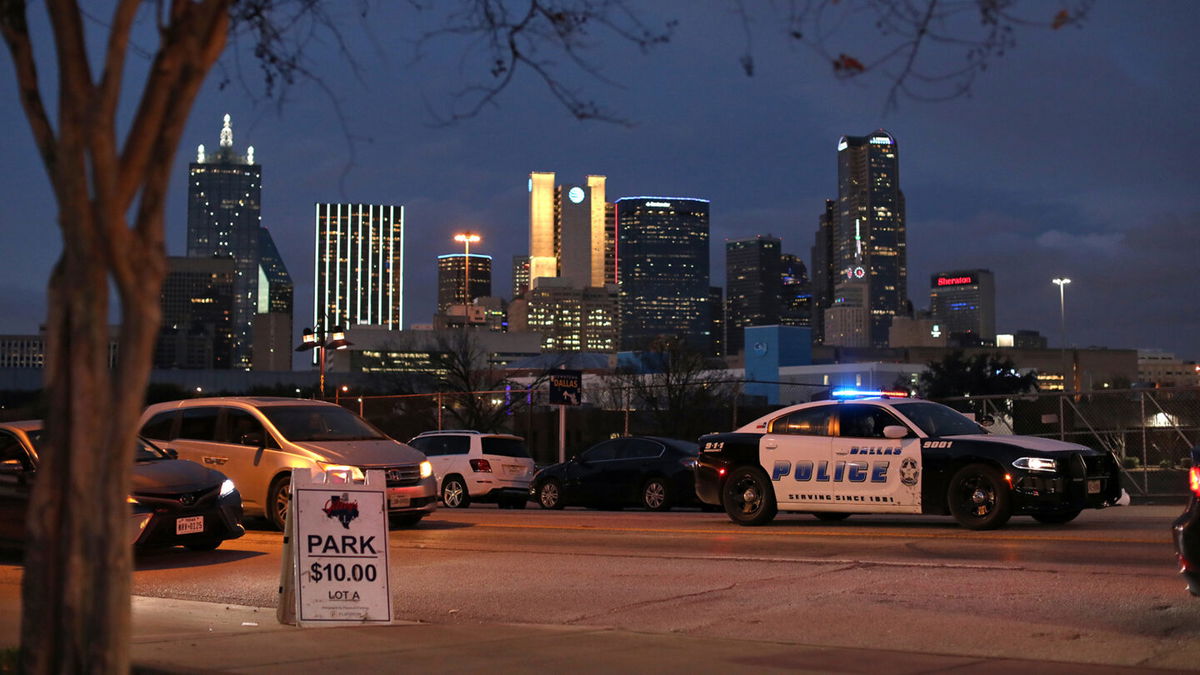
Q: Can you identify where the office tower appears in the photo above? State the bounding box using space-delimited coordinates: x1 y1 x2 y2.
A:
154 257 236 369
833 130 907 347
824 280 870 348
708 286 725 358
604 202 618 285
437 253 493 313
614 197 710 351
526 279 618 352
187 114 261 368
929 269 996 343
253 229 294 370
314 203 404 335
810 199 837 344
780 253 812 328
527 171 608 287
725 235 782 357
512 255 531 299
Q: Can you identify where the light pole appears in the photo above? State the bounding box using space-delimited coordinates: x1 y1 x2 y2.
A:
1052 278 1071 391
454 232 481 311
295 325 352 398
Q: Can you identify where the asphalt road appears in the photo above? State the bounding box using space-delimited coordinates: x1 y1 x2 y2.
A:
2 504 1198 670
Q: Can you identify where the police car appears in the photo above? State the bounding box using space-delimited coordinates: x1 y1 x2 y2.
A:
695 391 1127 530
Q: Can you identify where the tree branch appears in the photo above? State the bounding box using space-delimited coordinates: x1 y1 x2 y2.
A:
0 0 58 173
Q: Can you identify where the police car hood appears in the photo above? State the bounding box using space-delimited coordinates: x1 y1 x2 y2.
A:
293 438 425 466
944 434 1095 454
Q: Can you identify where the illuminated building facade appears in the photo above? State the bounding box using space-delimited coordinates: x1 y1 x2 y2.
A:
614 197 710 351
780 253 813 328
834 130 907 348
527 171 608 286
512 255 530 299
810 199 837 344
725 235 781 357
526 279 617 352
155 257 235 369
929 269 996 344
313 203 404 336
437 254 493 313
187 114 261 368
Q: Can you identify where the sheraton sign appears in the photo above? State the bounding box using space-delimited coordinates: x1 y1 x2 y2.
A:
935 275 977 287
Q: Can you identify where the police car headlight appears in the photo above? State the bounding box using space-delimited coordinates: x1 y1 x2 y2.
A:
420 460 433 479
219 479 236 498
1013 457 1058 473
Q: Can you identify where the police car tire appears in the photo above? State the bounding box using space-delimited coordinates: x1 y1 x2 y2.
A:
813 512 851 522
538 479 565 510
722 466 777 526
947 463 1012 530
1032 509 1081 524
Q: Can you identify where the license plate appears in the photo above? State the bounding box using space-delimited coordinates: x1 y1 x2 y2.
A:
505 464 523 475
1087 479 1101 494
388 492 410 509
176 516 204 535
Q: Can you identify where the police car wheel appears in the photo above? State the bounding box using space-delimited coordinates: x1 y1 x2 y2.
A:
947 463 1012 530
722 466 777 526
1032 509 1081 525
641 478 671 512
813 512 851 522
442 476 471 508
538 479 565 510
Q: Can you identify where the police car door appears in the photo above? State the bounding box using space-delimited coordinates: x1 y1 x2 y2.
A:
761 403 835 511
832 403 921 513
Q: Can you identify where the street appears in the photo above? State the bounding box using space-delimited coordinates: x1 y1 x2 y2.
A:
1 504 1198 670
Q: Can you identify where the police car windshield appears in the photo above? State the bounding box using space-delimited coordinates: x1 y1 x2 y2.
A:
891 401 985 437
261 406 387 442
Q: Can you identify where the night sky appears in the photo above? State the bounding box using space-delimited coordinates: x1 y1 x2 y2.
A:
1 2 1196 363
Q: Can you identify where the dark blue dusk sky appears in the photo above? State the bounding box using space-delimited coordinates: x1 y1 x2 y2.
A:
1 2 1197 362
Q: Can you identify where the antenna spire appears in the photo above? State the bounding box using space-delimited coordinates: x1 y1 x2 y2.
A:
220 114 233 148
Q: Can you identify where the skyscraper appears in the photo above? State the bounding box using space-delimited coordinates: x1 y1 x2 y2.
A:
527 171 608 287
437 254 493 313
511 255 530 299
254 228 294 370
155 257 235 369
187 114 261 368
929 269 996 343
314 203 404 335
779 253 812 328
614 197 710 351
810 199 837 344
833 130 907 347
725 235 781 357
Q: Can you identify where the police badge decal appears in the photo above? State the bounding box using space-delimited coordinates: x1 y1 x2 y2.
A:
899 458 920 487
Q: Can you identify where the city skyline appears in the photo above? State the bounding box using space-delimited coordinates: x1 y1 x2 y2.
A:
0 3 1197 361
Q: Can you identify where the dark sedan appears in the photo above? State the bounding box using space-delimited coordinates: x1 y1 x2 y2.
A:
0 420 245 551
1173 445 1200 596
531 436 700 511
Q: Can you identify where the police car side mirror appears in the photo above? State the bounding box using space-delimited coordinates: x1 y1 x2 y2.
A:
882 426 908 440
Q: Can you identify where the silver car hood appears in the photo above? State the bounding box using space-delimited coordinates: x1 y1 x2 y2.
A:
293 439 426 466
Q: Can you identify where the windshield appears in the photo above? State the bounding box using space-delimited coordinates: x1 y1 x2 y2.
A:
481 437 530 458
891 401 985 437
261 406 387 442
135 438 170 461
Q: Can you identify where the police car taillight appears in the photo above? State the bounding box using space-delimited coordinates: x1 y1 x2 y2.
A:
1189 465 1200 498
469 459 493 472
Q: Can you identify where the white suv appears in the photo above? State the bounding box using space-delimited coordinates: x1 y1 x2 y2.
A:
408 431 536 509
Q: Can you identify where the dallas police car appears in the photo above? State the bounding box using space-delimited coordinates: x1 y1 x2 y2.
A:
695 391 1127 530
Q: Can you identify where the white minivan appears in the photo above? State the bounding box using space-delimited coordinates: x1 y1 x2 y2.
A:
139 397 438 529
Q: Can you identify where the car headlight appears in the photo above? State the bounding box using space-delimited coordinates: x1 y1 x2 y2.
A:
680 457 698 470
321 464 366 483
219 478 236 498
420 460 433 479
1013 457 1058 473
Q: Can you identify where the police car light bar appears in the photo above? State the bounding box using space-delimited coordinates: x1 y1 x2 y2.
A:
831 389 910 399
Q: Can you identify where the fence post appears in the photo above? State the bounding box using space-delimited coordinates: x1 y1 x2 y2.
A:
1058 395 1065 441
1140 391 1148 494
437 391 443 430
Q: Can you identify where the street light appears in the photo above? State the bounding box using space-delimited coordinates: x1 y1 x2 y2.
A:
295 325 352 397
1052 278 1071 390
454 231 481 311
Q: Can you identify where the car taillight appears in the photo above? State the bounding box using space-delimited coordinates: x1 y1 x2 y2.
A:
470 459 493 472
1189 466 1200 498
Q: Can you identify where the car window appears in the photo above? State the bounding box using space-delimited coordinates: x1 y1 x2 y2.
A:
769 406 834 436
134 438 170 462
580 439 622 462
140 411 177 441
411 436 469 456
481 437 530 458
178 407 219 441
890 401 984 437
222 409 276 448
838 404 907 439
408 437 437 455
260 405 388 442
622 439 663 460
0 431 30 470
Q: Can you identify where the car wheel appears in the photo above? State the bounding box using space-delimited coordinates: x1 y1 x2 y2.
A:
947 463 1012 530
184 539 221 552
390 514 423 528
813 512 851 522
267 475 291 532
722 466 777 526
441 476 471 508
1032 509 1081 525
538 479 564 509
640 477 671 512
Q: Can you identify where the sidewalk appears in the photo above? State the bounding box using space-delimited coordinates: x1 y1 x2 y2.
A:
0 594 1186 674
